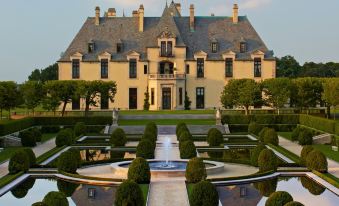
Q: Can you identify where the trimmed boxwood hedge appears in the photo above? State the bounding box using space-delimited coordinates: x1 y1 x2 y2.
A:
248 122 263 136
19 130 37 147
300 146 314 166
207 128 223 146
57 151 79 174
250 144 266 166
22 148 36 167
127 157 151 184
8 150 30 174
258 149 277 172
222 115 300 125
74 122 86 137
136 139 155 159
0 118 35 136
284 201 305 206
298 129 313 145
299 114 337 135
34 116 111 126
179 140 197 159
55 129 74 147
306 150 328 173
114 180 144 206
111 128 127 147
185 158 207 183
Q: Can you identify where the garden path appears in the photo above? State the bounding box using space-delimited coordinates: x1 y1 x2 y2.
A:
0 137 56 178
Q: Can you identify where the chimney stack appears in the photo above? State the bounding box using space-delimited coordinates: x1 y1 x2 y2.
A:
95 6 100 25
190 4 195 31
132 10 138 17
107 8 116 17
138 4 144 32
175 3 181 15
233 4 239 24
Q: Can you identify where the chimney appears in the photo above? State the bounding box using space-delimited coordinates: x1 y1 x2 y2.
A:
190 4 195 31
107 8 116 17
233 4 239 24
138 4 144 32
95 6 100 25
175 3 181 15
132 10 138 17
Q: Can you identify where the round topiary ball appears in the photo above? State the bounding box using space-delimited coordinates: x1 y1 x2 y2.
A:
300 146 314 166
185 158 207 183
111 128 127 147
265 191 293 206
127 157 151 184
248 122 263 136
179 130 193 142
8 150 30 174
259 127 270 142
20 130 37 147
180 140 197 159
32 202 47 206
136 139 155 159
11 178 35 199
74 122 86 137
300 176 325 195
55 129 73 147
263 128 279 146
57 151 79 174
57 180 79 197
250 144 267 166
284 201 304 206
306 150 328 173
42 191 69 206
114 180 144 206
189 181 219 206
258 149 277 172
207 128 223 146
253 178 277 197
30 127 42 142
298 129 313 146
22 148 36 167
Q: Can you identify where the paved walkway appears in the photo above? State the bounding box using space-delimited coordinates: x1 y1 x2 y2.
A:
278 136 339 178
0 137 56 178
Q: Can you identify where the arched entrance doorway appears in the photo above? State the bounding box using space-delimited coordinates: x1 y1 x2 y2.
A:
159 61 174 74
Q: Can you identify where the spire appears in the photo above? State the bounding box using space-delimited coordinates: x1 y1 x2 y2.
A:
122 9 126 17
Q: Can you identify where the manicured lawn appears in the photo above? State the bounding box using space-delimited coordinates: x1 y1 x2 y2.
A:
278 132 293 141
313 144 339 162
139 184 149 206
118 119 215 125
120 110 215 115
0 147 24 163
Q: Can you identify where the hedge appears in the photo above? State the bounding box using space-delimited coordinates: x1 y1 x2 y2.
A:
8 150 30 174
221 115 299 125
34 116 111 126
0 118 35 136
229 124 297 133
299 114 337 134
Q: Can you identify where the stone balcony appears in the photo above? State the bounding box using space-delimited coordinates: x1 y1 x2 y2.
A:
148 73 186 80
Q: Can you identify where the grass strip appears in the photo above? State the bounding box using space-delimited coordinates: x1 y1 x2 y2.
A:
0 172 24 189
118 119 215 125
36 146 67 164
312 170 339 189
60 171 124 182
139 184 149 206
268 144 301 163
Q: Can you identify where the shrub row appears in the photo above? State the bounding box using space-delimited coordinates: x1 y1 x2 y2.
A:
0 118 35 136
136 122 157 159
230 124 297 133
177 123 197 159
299 114 338 135
34 116 111 126
291 126 313 145
221 115 300 125
300 146 328 173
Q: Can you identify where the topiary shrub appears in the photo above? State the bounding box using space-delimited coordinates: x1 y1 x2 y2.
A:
57 151 79 174
74 122 86 137
145 122 157 135
284 201 305 206
248 122 263 136
142 130 157 144
263 128 279 146
11 178 35 199
180 140 197 159
20 130 36 147
114 180 144 206
253 178 278 197
57 180 79 197
258 149 277 172
185 158 207 183
8 150 30 174
179 130 193 142
111 128 127 147
176 122 188 137
32 202 47 206
265 191 293 206
259 127 270 142
136 139 155 159
298 129 313 145
291 127 301 141
300 176 325 195
42 191 69 206
300 146 314 166
306 150 328 173
250 144 267 166
55 129 74 147
189 180 219 206
22 148 36 167
207 128 223 146
30 127 42 142
127 157 151 184
68 148 82 168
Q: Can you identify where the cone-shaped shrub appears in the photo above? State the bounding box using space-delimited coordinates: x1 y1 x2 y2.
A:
179 130 193 142
8 150 30 174
258 149 277 172
74 122 86 137
22 148 36 167
265 191 293 206
300 146 314 166
306 150 328 173
189 181 219 206
185 158 207 183
298 129 313 145
207 128 223 146
114 180 144 206
248 122 263 136
20 130 36 147
56 129 74 147
57 151 79 174
263 128 279 146
110 128 127 147
259 127 270 142
250 144 266 166
127 157 151 184
136 139 155 159
42 191 68 206
180 140 196 159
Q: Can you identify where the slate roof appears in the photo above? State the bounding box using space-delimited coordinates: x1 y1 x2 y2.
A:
59 2 274 62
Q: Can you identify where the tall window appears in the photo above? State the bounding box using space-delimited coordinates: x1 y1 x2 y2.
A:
254 58 262 77
211 42 218 53
197 58 204 78
186 64 190 74
151 88 155 105
129 88 138 109
161 41 167 57
196 87 205 109
160 41 173 57
72 59 80 79
101 59 108 79
225 58 233 77
129 59 137 78
240 42 247 53
179 88 183 105
101 92 109 109
144 65 148 74
167 41 173 56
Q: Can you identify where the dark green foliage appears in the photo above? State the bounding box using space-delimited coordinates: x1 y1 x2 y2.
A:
0 117 35 136
179 140 197 159
306 150 328 173
57 180 79 197
57 151 79 174
8 150 30 174
30 127 42 142
221 115 300 125
32 202 47 206
300 146 314 166
300 177 325 195
189 181 219 206
184 91 191 110
250 144 266 166
298 129 313 145
299 114 336 134
145 122 157 135
28 63 58 82
143 87 150 111
68 148 82 167
127 157 151 184
22 148 36 167
143 129 157 143
179 130 193 142
41 126 60 133
258 149 277 172
207 128 223 146
42 191 69 206
185 158 207 183
263 128 279 146
55 129 74 147
19 130 37 147
11 178 35 199
176 122 188 136
253 178 278 197
74 122 86 137
248 122 263 136
111 128 127 146
291 126 301 141
284 201 305 206
265 191 293 206
136 139 155 159
34 116 112 126
114 180 144 206
259 127 270 142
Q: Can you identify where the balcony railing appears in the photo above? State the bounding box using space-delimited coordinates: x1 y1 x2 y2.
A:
148 73 186 80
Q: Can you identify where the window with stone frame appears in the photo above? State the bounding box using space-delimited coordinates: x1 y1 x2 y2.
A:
101 59 109 79
129 59 137 78
72 59 80 79
197 58 205 78
225 58 233 77
254 58 262 77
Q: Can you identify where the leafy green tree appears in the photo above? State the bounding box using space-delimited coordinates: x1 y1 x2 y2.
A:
220 79 241 108
20 81 43 115
276 55 301 77
77 80 101 117
262 78 291 114
29 63 58 82
42 95 60 116
143 87 150 111
322 78 339 119
292 78 323 112
0 81 19 119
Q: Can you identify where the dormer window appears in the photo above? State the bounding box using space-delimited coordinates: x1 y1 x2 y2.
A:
160 41 173 57
240 42 247 53
88 40 95 53
117 39 123 53
210 38 218 53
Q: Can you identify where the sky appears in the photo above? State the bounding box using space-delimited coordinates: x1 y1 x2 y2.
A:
0 0 338 82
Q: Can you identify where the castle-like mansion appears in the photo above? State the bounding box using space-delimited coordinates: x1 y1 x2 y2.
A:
58 2 276 110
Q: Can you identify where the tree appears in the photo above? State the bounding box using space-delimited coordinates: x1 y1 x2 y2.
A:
292 78 323 112
220 79 241 108
276 55 301 77
322 78 339 119
0 81 19 119
29 63 58 82
20 81 43 115
42 95 60 116
262 78 291 114
184 91 191 110
143 87 150 110
185 158 207 183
